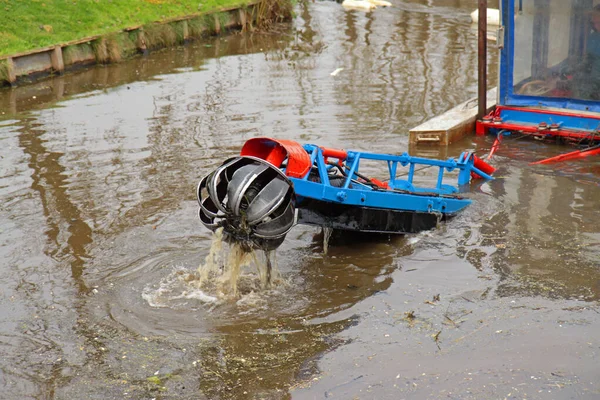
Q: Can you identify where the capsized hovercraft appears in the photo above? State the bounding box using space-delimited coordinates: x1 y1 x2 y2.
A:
196 138 495 252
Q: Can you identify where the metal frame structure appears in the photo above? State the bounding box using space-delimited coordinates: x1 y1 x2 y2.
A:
197 138 495 250
477 0 600 147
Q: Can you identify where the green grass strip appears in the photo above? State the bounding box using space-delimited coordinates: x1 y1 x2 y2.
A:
0 0 251 57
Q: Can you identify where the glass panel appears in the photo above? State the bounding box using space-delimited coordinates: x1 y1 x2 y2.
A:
513 0 600 102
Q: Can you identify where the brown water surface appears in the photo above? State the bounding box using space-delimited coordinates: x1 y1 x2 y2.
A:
1 1 599 399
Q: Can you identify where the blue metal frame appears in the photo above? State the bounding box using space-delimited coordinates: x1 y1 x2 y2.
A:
500 0 600 113
499 0 512 106
280 145 493 216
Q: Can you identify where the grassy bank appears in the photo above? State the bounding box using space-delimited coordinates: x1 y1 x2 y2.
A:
0 0 252 57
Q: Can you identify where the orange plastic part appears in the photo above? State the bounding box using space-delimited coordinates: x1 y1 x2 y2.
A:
240 137 312 178
319 147 348 166
320 147 348 161
369 178 389 189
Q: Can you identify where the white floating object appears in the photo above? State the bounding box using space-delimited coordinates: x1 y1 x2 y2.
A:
470 8 500 26
342 0 377 11
330 68 345 76
367 0 392 6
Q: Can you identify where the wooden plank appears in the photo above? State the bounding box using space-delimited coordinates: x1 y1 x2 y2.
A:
1 36 102 60
50 46 65 73
6 57 16 84
239 9 248 28
137 30 147 53
182 20 190 41
409 87 497 146
214 14 221 34
12 51 53 76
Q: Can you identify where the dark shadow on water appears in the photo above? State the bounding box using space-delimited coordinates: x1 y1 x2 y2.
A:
312 228 399 247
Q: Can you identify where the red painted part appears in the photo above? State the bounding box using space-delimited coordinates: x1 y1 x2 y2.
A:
496 105 600 120
486 134 503 160
369 178 389 189
240 137 312 178
477 120 599 141
475 120 487 136
478 105 600 142
320 147 348 166
471 155 496 179
530 145 600 165
241 138 287 166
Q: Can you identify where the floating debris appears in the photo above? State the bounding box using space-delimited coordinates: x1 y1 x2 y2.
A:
330 67 344 76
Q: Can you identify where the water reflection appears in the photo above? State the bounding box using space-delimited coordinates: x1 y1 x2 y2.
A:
18 118 92 294
471 139 600 301
439 136 600 302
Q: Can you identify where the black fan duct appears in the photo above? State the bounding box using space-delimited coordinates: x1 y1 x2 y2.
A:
197 156 296 251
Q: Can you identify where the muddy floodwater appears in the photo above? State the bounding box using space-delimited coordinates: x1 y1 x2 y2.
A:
1 1 600 399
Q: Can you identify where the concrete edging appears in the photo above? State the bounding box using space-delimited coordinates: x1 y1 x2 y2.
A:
0 3 260 88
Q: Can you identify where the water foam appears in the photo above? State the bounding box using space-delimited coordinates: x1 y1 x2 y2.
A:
142 228 287 309
141 266 219 308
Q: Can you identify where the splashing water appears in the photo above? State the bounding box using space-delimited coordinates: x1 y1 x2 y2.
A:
141 267 219 308
196 227 225 286
323 227 333 255
194 228 285 298
251 249 282 289
142 228 286 309
217 242 254 297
